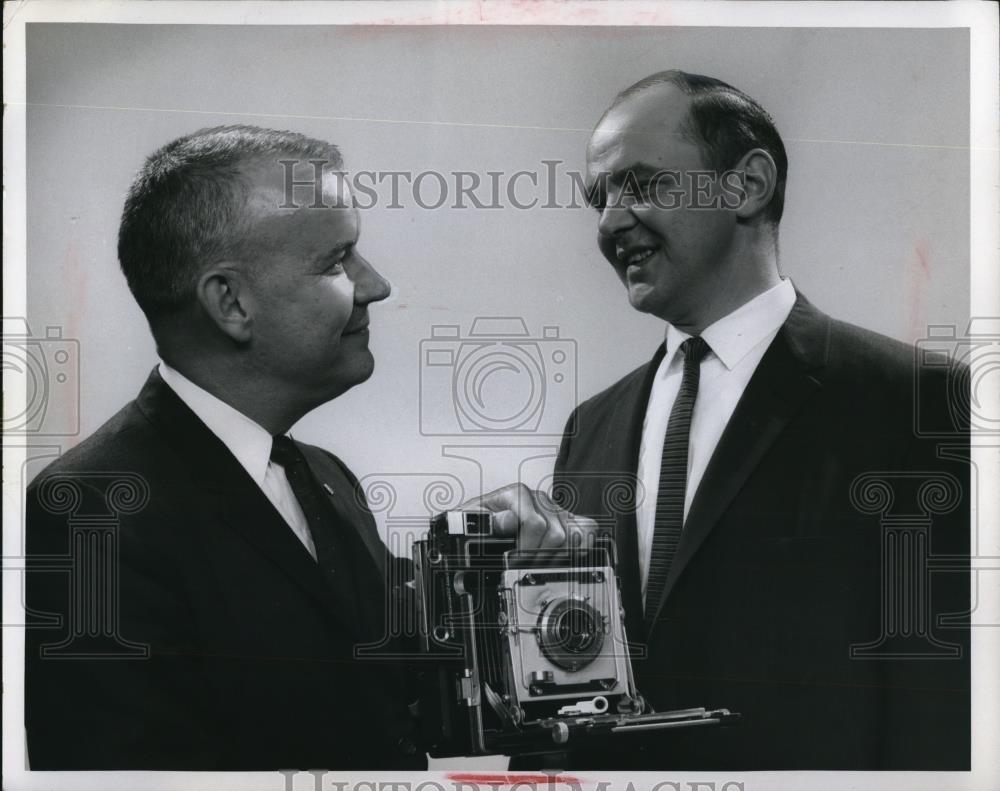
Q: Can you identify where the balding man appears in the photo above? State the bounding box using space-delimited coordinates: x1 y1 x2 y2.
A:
498 71 970 770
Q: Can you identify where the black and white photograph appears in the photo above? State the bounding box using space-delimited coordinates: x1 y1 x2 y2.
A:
3 2 998 790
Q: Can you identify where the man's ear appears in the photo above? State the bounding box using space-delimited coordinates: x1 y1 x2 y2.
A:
731 147 777 222
195 266 254 343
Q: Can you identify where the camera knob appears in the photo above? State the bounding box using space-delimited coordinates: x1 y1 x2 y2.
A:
550 721 570 745
530 670 554 685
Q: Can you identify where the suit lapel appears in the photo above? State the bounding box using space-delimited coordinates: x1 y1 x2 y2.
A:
134 369 356 629
211 487 352 625
646 294 830 629
299 444 387 580
600 346 666 645
296 446 393 645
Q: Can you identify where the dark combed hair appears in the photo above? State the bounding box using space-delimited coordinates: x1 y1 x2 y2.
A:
117 125 343 320
610 70 788 225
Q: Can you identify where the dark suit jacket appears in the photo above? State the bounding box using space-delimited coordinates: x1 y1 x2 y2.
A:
547 294 970 770
25 370 426 770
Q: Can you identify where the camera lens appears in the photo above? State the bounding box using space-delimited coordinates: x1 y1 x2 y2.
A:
554 608 598 653
537 596 605 671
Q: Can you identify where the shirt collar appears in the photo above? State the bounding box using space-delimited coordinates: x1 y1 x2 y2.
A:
157 360 275 487
663 278 796 370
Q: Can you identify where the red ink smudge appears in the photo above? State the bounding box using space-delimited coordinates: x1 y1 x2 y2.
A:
446 774 582 786
915 239 931 276
909 239 932 342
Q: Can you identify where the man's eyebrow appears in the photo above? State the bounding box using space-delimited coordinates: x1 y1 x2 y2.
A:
314 240 356 265
606 163 665 185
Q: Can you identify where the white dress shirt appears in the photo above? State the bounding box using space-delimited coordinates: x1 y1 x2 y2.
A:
636 279 796 602
158 361 317 560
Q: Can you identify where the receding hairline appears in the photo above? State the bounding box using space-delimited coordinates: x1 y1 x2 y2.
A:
599 79 692 125
587 83 702 162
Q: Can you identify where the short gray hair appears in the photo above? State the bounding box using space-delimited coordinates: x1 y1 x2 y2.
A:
117 124 343 320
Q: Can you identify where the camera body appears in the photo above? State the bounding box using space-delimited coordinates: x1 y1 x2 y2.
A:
413 510 737 757
418 318 577 436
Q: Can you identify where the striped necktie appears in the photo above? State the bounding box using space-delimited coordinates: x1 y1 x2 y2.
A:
645 335 710 630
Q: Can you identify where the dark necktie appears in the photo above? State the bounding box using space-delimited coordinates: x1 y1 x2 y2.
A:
645 336 711 629
270 435 359 620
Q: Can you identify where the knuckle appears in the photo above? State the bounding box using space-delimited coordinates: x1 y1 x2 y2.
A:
495 512 518 534
525 513 548 535
543 525 567 548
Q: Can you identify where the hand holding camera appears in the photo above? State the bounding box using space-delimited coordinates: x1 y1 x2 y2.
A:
463 483 601 550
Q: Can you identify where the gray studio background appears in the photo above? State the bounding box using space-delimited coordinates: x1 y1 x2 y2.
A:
26 25 970 555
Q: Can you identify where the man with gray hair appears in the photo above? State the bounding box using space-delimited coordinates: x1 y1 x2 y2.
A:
25 125 417 769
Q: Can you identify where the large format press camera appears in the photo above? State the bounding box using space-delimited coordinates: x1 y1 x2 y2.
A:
412 510 739 757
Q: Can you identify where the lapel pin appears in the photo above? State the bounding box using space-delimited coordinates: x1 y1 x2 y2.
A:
322 483 336 496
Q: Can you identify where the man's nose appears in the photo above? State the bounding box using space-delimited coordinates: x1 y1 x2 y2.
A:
350 254 391 304
597 194 638 238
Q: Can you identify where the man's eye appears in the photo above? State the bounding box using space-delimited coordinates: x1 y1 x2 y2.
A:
324 246 353 273
617 174 652 206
